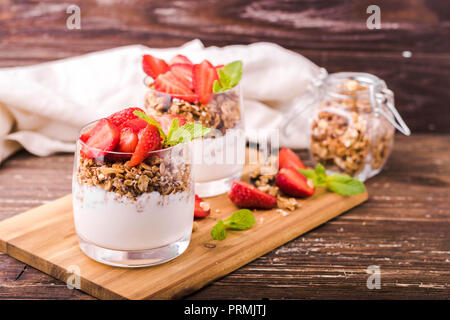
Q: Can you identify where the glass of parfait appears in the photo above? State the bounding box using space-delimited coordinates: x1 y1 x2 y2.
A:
143 54 246 197
72 108 204 267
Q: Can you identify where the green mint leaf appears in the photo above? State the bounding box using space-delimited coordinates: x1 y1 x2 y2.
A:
211 219 227 240
327 174 366 196
314 163 328 187
213 60 243 93
298 168 315 180
133 110 167 144
223 209 255 230
166 118 179 143
166 122 210 146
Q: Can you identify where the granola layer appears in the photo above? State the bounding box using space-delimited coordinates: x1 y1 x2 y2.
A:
144 87 241 134
77 155 192 201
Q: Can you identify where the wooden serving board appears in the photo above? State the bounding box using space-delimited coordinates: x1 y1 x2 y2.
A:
0 150 367 300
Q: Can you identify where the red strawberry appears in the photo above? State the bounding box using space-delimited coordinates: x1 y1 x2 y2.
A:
275 168 315 198
170 54 193 65
193 60 219 104
119 118 148 132
127 124 161 166
142 54 169 79
156 114 187 135
170 63 194 90
228 180 277 209
194 194 211 218
215 64 224 69
79 128 91 143
116 127 139 153
278 148 307 171
107 107 144 127
154 71 198 103
82 118 120 158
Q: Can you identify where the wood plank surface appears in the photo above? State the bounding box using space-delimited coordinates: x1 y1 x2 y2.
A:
0 134 448 299
0 0 449 133
0 151 367 300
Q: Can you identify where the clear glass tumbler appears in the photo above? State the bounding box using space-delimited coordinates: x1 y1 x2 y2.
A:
144 79 245 197
72 121 195 267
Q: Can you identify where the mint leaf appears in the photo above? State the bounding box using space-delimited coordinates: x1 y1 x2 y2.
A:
327 174 366 196
314 163 328 187
166 118 180 142
166 122 210 146
213 60 243 93
223 209 255 230
211 219 227 240
133 110 167 144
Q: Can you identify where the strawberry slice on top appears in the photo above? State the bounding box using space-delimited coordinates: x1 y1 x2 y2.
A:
127 124 162 167
193 60 219 104
169 54 193 66
154 71 198 103
142 54 169 79
275 168 315 198
170 63 194 90
107 107 144 127
82 118 120 159
119 118 148 132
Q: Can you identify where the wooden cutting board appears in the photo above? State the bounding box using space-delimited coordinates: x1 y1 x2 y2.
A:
0 150 367 300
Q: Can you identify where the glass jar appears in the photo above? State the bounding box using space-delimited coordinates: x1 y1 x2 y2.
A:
73 120 195 267
144 77 246 197
283 71 410 181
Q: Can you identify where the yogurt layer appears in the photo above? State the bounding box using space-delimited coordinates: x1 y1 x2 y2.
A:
73 182 194 251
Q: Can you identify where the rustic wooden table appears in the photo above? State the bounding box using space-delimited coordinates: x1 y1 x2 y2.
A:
0 135 448 299
0 0 449 299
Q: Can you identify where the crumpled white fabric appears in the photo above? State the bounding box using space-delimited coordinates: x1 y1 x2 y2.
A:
0 39 322 164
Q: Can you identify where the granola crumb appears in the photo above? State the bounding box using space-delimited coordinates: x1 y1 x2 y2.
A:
276 209 290 216
192 222 199 232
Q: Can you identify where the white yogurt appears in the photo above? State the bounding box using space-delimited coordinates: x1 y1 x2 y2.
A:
192 129 245 182
72 183 194 251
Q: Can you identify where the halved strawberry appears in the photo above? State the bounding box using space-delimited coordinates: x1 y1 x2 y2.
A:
127 124 161 167
278 148 307 171
228 180 277 209
116 127 139 153
142 54 169 79
79 128 91 143
119 118 148 132
107 107 144 127
194 194 211 218
154 71 198 102
170 54 193 65
275 168 315 198
193 60 219 104
82 118 120 159
156 114 187 135
170 63 194 90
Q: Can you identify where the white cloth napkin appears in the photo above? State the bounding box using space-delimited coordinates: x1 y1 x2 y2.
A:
0 39 323 164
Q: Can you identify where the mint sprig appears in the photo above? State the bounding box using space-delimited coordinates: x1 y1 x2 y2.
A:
213 60 243 93
299 164 365 196
134 110 210 148
211 209 255 240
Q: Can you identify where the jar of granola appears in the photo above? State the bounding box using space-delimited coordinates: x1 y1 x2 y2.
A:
283 72 411 181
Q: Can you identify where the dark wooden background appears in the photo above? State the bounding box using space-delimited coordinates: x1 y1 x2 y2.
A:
0 0 449 300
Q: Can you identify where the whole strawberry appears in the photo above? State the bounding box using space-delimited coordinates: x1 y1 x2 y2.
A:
228 180 276 209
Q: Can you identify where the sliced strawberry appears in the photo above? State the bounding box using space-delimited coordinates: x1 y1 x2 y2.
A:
107 107 144 127
275 168 315 198
142 54 169 79
119 118 148 132
116 127 139 153
82 118 120 159
194 194 211 218
278 148 307 171
79 128 91 143
193 60 219 104
154 71 198 102
127 124 161 167
228 180 277 209
169 54 193 66
170 63 194 90
156 114 187 135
